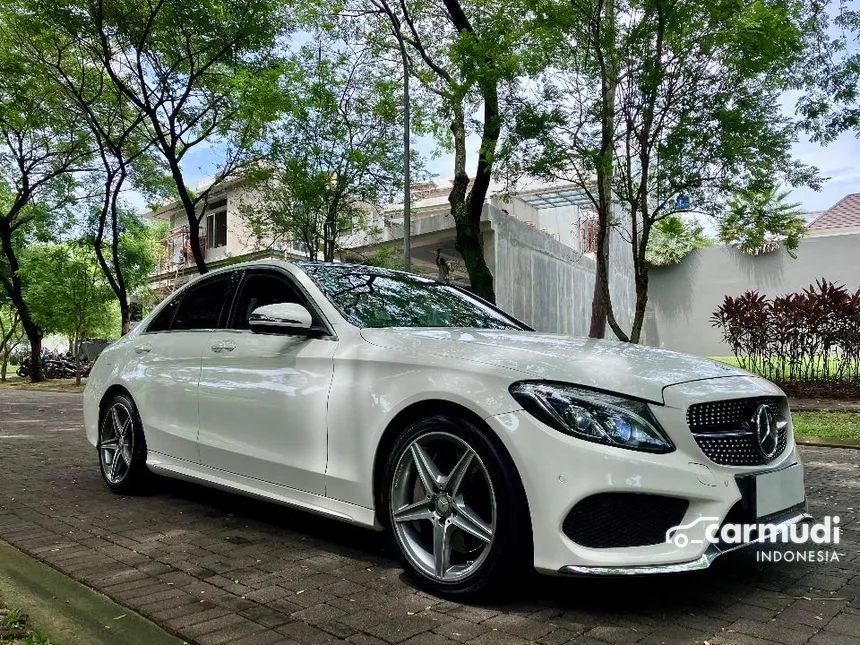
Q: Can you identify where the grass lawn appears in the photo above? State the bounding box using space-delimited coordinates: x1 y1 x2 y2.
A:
0 606 51 645
0 377 85 393
792 411 860 441
711 355 741 367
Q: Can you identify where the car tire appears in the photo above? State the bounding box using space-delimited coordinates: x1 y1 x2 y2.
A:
382 413 531 600
97 393 150 494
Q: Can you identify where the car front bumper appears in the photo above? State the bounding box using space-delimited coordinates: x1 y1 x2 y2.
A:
484 376 806 575
557 505 812 575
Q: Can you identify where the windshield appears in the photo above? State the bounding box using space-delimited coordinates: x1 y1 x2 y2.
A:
299 264 528 330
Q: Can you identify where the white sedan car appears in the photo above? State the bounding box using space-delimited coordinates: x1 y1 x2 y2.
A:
84 260 809 598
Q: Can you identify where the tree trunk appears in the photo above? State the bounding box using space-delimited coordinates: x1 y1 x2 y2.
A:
588 0 618 339
629 211 653 343
439 0 500 303
589 220 610 338
0 320 12 382
93 167 133 337
630 269 648 343
24 319 43 382
74 329 82 386
0 221 44 381
168 159 208 274
448 104 497 302
121 302 132 335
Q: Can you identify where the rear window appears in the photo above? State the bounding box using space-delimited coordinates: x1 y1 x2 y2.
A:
172 274 232 330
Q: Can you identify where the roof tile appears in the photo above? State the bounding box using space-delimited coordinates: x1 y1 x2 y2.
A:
809 193 860 229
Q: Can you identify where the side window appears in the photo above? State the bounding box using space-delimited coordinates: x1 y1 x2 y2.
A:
146 296 181 333
229 271 306 330
172 274 233 331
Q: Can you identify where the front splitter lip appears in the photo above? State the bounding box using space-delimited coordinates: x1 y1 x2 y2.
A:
558 509 813 576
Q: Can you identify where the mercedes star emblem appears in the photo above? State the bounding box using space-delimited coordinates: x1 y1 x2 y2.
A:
753 404 779 459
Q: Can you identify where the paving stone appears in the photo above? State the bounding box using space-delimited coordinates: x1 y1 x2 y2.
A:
581 625 645 644
363 615 440 643
724 618 818 644
276 620 342 644
824 612 860 636
0 390 858 645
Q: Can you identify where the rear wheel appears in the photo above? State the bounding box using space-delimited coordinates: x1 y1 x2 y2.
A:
98 393 149 493
383 414 531 600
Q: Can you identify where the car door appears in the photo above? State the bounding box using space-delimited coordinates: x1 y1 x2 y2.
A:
130 272 236 463
197 268 335 494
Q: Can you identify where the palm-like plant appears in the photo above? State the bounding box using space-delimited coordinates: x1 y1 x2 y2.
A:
645 215 712 266
720 186 807 255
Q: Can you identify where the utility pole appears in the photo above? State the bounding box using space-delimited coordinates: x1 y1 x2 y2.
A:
398 33 411 270
376 0 411 270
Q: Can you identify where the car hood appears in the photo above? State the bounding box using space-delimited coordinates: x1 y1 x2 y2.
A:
359 328 748 403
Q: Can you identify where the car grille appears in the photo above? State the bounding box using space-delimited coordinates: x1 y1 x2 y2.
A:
687 397 788 466
562 493 689 548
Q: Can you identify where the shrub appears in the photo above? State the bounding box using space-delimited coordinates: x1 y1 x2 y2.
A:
711 280 860 388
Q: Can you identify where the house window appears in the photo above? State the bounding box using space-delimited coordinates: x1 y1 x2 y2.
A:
205 199 228 249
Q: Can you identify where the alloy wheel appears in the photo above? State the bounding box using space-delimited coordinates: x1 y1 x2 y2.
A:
390 431 496 583
100 402 134 485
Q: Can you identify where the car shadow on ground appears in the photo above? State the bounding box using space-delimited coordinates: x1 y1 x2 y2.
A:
146 474 803 614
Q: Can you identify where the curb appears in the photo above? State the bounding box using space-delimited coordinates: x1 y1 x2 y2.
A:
797 436 860 449
0 539 183 645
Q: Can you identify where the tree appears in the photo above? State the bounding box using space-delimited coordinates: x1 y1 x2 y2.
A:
0 35 90 381
645 215 710 267
34 0 293 274
720 186 807 256
21 242 116 384
357 0 530 302
797 2 860 142
501 0 621 335
15 13 168 334
506 0 821 342
85 208 165 334
0 298 25 382
240 36 405 261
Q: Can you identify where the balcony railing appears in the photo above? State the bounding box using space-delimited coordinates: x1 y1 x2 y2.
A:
158 225 207 274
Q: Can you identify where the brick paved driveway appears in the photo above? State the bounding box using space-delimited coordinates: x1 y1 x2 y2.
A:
0 390 858 645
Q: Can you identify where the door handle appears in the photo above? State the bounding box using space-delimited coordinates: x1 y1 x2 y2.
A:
134 344 152 355
211 341 236 353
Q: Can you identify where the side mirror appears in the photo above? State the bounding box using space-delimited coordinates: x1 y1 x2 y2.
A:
249 303 314 334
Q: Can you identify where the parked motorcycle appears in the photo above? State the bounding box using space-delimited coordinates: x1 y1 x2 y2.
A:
16 357 31 378
15 354 91 379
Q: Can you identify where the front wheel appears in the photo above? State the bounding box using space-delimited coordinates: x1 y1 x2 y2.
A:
383 414 531 600
98 393 150 493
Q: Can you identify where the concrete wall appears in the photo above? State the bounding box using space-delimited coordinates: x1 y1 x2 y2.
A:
489 207 635 337
646 232 860 356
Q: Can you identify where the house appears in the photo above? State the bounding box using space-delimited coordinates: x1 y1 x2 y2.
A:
143 179 635 337
805 193 860 237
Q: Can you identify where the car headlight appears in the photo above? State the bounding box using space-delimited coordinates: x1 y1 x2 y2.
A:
509 381 674 453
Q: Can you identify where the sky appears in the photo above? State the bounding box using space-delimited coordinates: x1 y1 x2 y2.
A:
787 130 860 213
171 127 859 218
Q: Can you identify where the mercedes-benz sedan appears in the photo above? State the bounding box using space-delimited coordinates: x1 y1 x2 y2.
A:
84 260 808 598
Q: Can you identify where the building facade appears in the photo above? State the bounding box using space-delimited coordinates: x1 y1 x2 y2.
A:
144 180 635 337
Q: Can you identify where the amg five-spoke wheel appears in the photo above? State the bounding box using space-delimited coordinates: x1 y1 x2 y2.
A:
391 433 496 582
101 402 134 485
384 414 530 599
98 393 148 493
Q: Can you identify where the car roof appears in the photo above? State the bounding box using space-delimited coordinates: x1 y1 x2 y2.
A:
201 258 417 277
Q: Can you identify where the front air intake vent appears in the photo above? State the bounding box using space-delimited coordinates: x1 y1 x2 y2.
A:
562 493 689 548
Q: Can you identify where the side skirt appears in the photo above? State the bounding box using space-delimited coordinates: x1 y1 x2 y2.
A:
146 452 381 529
